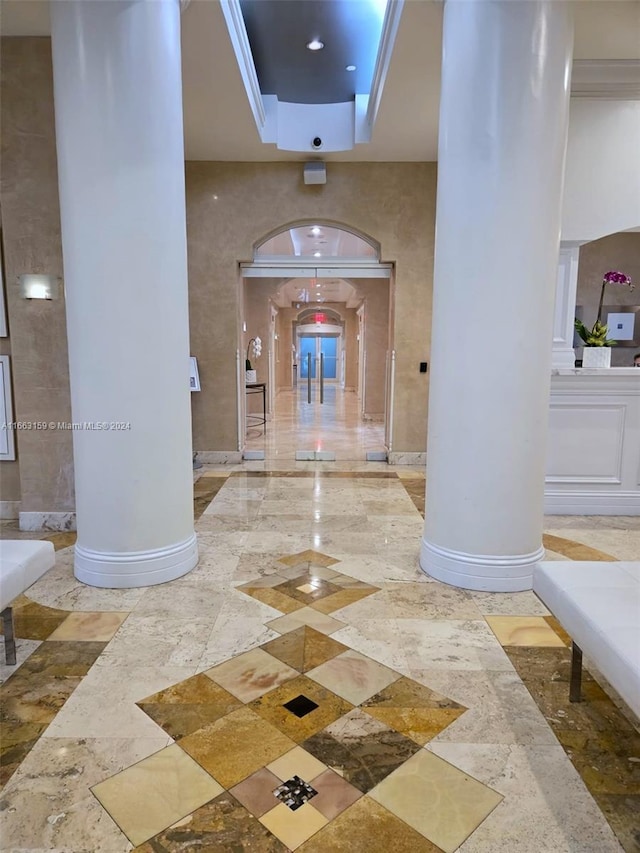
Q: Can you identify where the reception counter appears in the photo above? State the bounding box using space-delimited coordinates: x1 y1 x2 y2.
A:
545 368 640 515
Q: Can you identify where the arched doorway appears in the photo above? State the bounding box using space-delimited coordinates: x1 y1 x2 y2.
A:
240 221 394 461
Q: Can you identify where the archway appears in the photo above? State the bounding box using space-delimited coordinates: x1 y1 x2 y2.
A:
240 221 393 461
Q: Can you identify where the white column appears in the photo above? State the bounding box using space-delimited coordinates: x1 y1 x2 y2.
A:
421 0 573 592
50 0 197 587
552 244 581 369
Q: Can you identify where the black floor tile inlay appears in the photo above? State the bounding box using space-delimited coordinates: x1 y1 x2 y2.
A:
273 775 318 811
283 695 319 718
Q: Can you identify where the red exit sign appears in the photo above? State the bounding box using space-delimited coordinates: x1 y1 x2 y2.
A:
314 313 326 323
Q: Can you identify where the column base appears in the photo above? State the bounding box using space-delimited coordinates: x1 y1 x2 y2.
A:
420 537 543 592
74 533 198 588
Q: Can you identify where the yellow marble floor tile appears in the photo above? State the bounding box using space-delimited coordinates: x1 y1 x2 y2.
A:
266 607 346 637
364 708 467 746
249 674 354 743
137 674 243 740
543 615 571 646
485 616 566 647
369 750 503 853
307 566 341 582
306 650 401 706
310 587 378 614
47 611 128 642
541 533 617 562
2 596 69 640
241 587 305 614
297 795 443 852
204 648 299 702
178 706 296 788
261 626 349 673
361 676 467 745
277 550 340 568
259 801 328 850
91 743 223 847
266 746 328 783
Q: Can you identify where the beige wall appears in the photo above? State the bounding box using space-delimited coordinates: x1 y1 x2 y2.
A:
576 232 640 367
0 38 74 513
187 162 436 453
357 280 390 418
0 41 436 515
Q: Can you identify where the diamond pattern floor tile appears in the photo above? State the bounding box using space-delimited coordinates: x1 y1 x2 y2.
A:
132 791 287 852
305 769 362 820
137 673 242 740
277 551 340 568
369 749 503 853
361 676 467 745
302 708 422 793
296 795 444 852
204 648 299 703
306 649 401 706
178 707 296 789
260 626 349 673
91 744 223 847
249 674 353 743
229 767 285 818
266 746 328 783
266 607 346 636
259 801 328 850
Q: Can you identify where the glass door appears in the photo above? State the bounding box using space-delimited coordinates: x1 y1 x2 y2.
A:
298 335 339 388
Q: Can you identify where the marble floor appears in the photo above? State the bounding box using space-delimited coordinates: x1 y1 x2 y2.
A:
1 465 639 852
244 386 386 460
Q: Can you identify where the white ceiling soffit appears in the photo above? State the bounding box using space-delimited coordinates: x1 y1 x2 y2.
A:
272 277 361 308
220 0 405 152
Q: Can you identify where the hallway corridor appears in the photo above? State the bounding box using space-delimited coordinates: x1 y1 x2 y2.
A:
245 386 387 461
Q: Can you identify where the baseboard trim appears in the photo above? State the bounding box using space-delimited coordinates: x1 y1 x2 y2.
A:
420 537 542 592
195 451 243 464
74 532 198 588
19 511 76 531
544 489 640 515
388 452 426 466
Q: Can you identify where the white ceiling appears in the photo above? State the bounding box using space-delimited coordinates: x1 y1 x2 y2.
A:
2 0 639 162
272 277 360 308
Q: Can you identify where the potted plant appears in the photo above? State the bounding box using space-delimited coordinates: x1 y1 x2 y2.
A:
575 270 633 368
245 336 261 383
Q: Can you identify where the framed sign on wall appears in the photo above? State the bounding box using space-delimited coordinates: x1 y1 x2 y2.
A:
0 355 16 460
603 305 640 347
189 356 201 392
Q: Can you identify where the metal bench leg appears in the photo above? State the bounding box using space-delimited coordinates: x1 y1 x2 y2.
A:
569 641 583 702
2 607 16 665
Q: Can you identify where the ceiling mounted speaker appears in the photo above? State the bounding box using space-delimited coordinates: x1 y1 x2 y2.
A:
304 162 326 185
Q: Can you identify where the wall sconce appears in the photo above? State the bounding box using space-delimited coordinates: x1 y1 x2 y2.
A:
19 274 61 300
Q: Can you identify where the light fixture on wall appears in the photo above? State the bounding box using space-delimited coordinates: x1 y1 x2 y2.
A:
19 274 61 300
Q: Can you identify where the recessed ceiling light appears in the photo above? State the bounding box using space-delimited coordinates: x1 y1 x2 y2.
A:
310 226 321 236
314 251 321 257
307 39 324 51
346 65 356 72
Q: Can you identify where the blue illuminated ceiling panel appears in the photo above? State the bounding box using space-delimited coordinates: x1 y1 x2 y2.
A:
239 0 387 104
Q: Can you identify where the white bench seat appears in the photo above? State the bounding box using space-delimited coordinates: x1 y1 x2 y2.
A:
0 539 55 664
533 561 640 718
